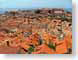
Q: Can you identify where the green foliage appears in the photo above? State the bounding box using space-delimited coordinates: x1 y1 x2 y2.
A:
48 42 56 50
28 46 34 54
38 38 43 45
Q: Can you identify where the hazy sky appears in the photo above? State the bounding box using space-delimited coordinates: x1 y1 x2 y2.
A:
0 0 72 9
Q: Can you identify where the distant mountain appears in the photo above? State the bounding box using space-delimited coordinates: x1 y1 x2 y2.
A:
64 8 72 12
0 9 6 14
0 8 72 14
